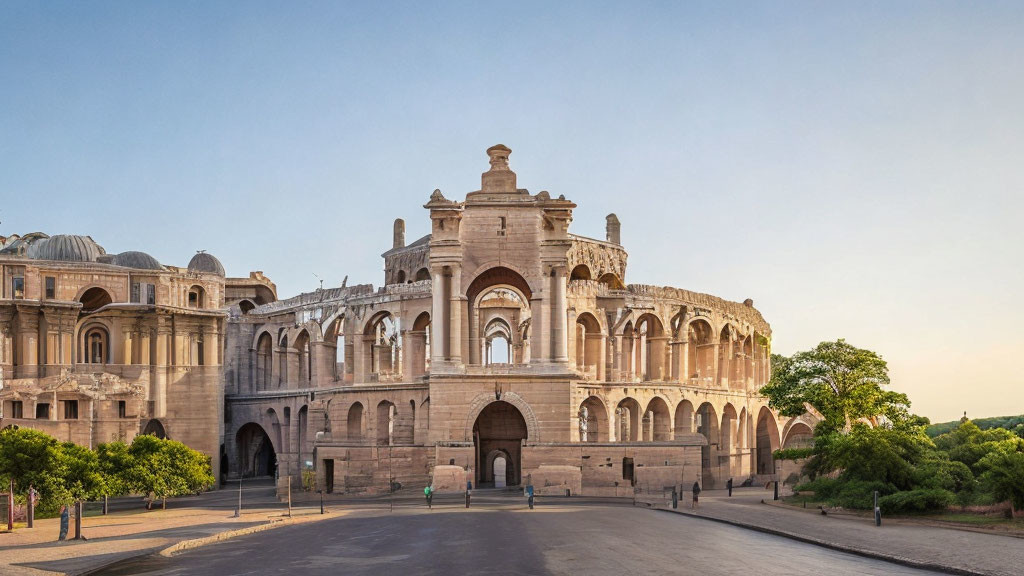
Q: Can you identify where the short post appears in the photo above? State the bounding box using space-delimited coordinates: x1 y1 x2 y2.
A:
27 486 35 529
287 476 292 518
234 479 242 518
874 491 881 527
6 479 13 531
773 481 779 501
74 501 82 540
320 489 325 515
103 495 108 516
466 490 471 508
672 487 678 509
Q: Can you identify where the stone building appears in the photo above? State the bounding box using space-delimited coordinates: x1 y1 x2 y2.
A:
0 233 276 483
224 145 817 496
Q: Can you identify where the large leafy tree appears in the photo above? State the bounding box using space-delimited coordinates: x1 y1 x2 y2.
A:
101 434 214 508
977 440 1024 516
762 339 909 432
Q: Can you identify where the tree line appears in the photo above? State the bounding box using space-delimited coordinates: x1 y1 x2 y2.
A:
763 339 1024 516
0 428 214 517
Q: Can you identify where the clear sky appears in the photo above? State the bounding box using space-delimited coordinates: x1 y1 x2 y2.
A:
2 1 1022 423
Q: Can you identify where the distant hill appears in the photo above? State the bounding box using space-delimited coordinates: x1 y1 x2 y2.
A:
926 414 1024 438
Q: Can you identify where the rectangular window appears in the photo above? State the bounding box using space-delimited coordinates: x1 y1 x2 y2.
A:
131 282 141 303
118 400 126 419
45 277 56 299
622 457 635 484
12 276 25 299
146 283 156 305
63 400 79 420
35 403 50 419
11 401 23 419
196 334 205 366
188 291 198 307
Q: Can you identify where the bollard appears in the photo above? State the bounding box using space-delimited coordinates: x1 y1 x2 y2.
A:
874 491 881 527
320 490 325 515
27 486 35 529
529 494 534 509
465 491 471 509
103 495 108 516
287 476 292 518
234 479 242 518
6 480 13 532
74 501 83 540
773 481 779 501
672 488 678 509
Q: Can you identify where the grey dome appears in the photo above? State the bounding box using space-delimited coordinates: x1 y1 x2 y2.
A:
188 252 225 276
25 234 105 262
0 232 49 256
112 251 164 271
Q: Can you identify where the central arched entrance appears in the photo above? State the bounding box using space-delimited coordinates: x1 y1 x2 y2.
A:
473 401 527 487
236 422 277 478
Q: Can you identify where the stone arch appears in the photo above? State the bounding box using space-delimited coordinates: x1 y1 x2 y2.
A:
235 422 276 478
238 299 256 314
414 267 430 282
574 311 604 379
364 311 400 378
142 418 167 439
464 263 535 302
266 408 283 454
473 401 528 487
756 406 781 476
783 420 814 449
696 402 720 487
376 400 395 445
674 399 694 437
686 318 715 381
635 313 666 381
187 285 206 309
463 391 540 442
293 329 312 385
644 396 672 441
255 331 273 391
323 315 346 380
597 273 624 290
77 286 113 312
409 311 431 377
615 397 642 442
578 395 609 442
569 264 592 281
80 322 110 364
347 402 364 441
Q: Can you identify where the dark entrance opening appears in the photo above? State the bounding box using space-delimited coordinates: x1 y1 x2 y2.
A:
323 459 335 494
473 401 527 487
236 423 277 478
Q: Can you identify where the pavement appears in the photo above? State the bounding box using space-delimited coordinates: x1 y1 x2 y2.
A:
87 502 945 576
0 479 342 576
642 486 1024 576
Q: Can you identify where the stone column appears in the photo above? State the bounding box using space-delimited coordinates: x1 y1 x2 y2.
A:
152 323 170 418
430 266 446 363
530 294 546 364
122 328 133 365
551 267 568 363
448 269 463 364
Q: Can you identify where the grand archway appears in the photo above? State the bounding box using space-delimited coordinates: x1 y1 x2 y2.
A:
473 401 527 487
236 422 277 478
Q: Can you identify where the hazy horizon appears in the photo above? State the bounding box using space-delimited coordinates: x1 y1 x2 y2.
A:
2 1 1021 423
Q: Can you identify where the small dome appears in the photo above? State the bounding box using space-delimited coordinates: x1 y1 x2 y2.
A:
188 252 225 276
112 251 164 271
26 234 105 262
0 232 49 256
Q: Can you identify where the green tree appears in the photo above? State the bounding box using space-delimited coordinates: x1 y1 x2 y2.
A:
763 340 909 432
124 435 214 508
49 441 105 507
977 440 1024 516
96 441 134 496
934 420 1019 475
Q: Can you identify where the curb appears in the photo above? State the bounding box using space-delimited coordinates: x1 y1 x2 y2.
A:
73 511 345 575
653 507 995 576
159 510 348 557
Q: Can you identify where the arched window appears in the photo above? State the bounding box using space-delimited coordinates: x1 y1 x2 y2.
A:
483 318 512 365
82 326 109 364
187 286 206 309
414 268 430 282
365 313 400 379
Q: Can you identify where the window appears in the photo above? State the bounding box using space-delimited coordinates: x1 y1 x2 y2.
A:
131 282 141 303
622 457 635 484
196 333 205 366
63 400 79 420
12 276 24 299
497 216 506 236
84 327 108 364
11 401 23 419
118 400 126 419
35 403 50 419
45 277 55 299
188 291 198 307
146 283 156 305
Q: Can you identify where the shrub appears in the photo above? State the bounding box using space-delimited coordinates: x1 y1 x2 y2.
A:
878 488 955 514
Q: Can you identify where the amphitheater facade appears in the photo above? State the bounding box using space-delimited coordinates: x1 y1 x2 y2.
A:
1 145 816 495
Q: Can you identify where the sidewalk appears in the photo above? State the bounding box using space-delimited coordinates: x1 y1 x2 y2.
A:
650 487 1023 576
0 504 338 576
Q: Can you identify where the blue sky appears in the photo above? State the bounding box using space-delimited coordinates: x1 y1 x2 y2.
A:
2 1 1022 422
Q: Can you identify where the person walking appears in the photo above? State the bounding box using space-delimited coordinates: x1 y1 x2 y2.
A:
691 478 701 509
58 505 69 541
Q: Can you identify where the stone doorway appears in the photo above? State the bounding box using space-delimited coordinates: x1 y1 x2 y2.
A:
473 401 527 487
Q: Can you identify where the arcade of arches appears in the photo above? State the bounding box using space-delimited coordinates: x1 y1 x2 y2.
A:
213 145 806 497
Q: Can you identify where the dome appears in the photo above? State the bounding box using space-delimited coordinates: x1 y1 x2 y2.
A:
188 252 225 276
25 234 105 262
0 232 49 256
112 251 164 271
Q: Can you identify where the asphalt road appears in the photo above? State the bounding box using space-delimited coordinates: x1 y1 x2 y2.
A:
93 501 943 576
